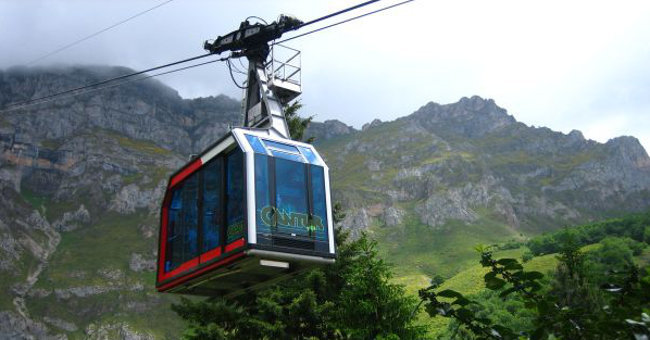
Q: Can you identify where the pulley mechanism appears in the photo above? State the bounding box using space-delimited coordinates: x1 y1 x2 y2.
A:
204 15 302 58
204 15 304 139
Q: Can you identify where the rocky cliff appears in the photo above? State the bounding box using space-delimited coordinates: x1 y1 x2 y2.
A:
0 67 649 338
0 66 240 339
315 95 650 276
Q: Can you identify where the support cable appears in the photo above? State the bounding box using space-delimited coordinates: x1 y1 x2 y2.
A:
228 60 246 75
226 59 248 89
275 0 415 45
4 0 415 111
4 53 212 110
1 56 227 113
296 0 382 30
27 0 176 65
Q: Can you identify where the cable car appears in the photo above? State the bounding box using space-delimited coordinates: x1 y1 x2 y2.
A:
156 15 335 297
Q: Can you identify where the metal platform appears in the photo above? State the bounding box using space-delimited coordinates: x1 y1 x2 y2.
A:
266 44 301 105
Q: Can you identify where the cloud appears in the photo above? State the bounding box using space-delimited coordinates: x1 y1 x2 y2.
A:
1 0 649 152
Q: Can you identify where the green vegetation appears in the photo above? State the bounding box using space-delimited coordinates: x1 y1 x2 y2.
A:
22 178 91 221
168 101 649 339
528 211 650 255
170 207 650 339
172 111 424 339
285 100 314 142
33 212 153 290
420 229 650 339
27 211 182 339
173 230 424 339
40 138 64 150
375 206 521 278
0 250 41 311
20 185 49 214
0 116 10 128
169 207 650 339
104 130 172 156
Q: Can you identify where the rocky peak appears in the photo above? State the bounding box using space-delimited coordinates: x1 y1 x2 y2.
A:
0 65 241 153
1 65 182 107
605 136 650 169
410 95 516 138
305 119 356 142
362 119 383 131
567 129 585 140
457 95 498 111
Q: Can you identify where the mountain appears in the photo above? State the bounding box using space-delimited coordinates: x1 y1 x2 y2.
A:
0 66 241 339
314 96 650 277
0 66 649 338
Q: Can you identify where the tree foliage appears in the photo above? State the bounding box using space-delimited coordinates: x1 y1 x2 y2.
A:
420 234 650 340
527 212 650 255
171 102 650 338
172 101 421 338
284 100 314 143
172 228 424 339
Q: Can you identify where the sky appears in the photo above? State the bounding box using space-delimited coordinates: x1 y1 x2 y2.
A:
1 0 649 152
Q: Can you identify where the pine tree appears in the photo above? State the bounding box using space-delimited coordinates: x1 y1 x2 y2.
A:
171 103 423 339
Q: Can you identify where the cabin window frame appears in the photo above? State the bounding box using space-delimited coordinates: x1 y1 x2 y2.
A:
252 152 329 246
161 146 247 279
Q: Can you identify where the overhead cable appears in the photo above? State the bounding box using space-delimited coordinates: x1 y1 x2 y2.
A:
5 0 415 111
1 57 228 113
27 0 176 65
226 59 248 89
4 53 212 110
296 0 382 30
275 0 415 45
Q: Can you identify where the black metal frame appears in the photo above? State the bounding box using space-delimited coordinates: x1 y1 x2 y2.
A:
157 137 249 288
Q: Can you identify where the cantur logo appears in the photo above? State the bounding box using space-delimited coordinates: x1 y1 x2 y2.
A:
260 206 324 232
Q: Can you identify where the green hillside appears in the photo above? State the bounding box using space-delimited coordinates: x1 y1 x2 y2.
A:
2 67 649 338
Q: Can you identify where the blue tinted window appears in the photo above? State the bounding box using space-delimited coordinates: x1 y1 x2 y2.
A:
274 159 309 236
202 160 221 253
166 189 181 271
271 150 305 163
254 154 271 235
263 139 299 153
226 150 245 244
310 166 328 242
245 135 267 154
298 146 319 164
165 173 199 272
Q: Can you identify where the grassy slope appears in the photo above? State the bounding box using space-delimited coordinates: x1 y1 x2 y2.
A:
395 242 649 338
316 118 604 280
9 117 644 338
317 121 524 280
375 208 521 279
26 211 184 339
14 132 184 338
43 221 179 335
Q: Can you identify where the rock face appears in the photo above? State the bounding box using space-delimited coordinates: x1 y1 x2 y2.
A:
319 95 650 233
0 65 240 339
305 119 355 142
1 67 649 339
0 65 240 154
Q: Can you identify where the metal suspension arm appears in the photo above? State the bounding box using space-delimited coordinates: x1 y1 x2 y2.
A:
204 15 302 57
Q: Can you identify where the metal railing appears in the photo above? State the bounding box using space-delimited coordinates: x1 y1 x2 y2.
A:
266 44 301 86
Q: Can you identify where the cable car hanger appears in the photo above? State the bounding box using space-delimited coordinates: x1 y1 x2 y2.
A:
156 13 335 297
204 14 304 139
154 0 416 298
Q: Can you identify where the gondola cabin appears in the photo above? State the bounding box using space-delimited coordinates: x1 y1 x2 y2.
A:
156 128 335 297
